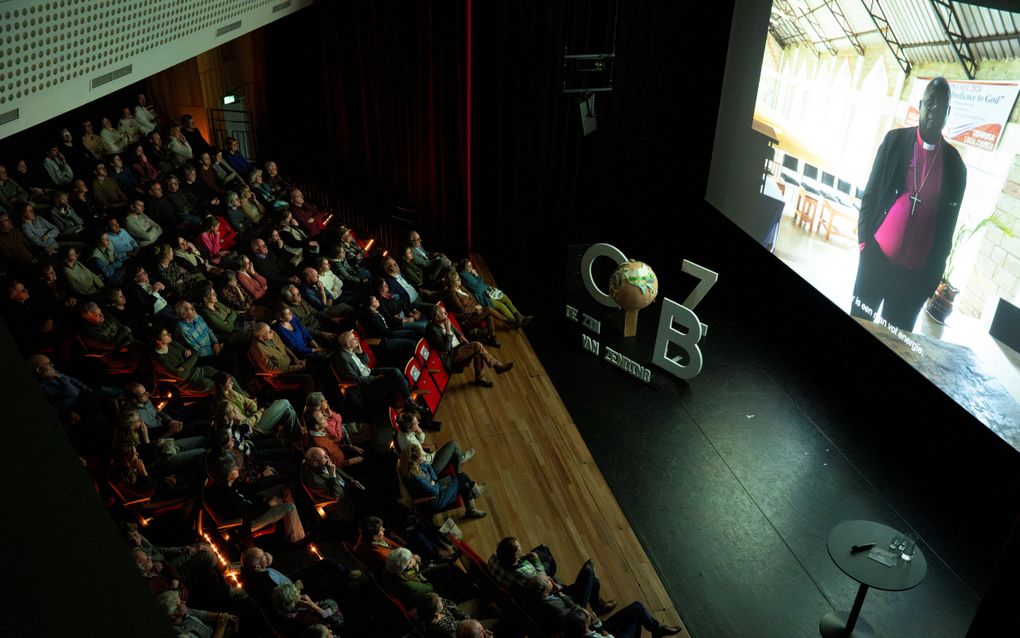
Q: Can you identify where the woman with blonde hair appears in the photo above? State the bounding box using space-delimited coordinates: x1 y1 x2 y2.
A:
398 443 487 519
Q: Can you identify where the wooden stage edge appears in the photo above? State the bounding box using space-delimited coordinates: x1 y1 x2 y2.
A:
427 255 687 635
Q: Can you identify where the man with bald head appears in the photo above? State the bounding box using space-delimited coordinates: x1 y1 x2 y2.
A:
851 76 967 331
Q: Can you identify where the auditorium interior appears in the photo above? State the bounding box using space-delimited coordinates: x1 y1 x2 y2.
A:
2 1 1020 637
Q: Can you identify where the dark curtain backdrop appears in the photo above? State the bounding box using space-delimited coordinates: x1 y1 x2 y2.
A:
471 1 735 296
263 0 468 254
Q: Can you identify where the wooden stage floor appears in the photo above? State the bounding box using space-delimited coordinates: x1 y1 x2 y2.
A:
428 315 687 635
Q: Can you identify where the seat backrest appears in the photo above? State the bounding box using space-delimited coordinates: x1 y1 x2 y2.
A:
416 337 450 392
405 357 441 414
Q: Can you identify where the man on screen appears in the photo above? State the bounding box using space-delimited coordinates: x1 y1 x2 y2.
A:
850 76 966 331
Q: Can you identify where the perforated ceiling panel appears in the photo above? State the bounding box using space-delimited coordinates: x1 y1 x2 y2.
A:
0 0 312 139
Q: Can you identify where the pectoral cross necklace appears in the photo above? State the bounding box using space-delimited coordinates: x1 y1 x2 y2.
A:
911 140 941 217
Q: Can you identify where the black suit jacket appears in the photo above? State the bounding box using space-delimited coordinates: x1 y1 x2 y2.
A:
334 349 373 385
858 126 967 291
424 322 466 370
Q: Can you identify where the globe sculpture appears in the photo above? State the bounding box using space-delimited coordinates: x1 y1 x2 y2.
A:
608 260 658 337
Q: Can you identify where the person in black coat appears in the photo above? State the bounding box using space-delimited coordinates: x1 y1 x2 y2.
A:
849 76 967 331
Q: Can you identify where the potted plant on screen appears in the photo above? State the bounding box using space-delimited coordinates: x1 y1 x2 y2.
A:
924 212 1015 324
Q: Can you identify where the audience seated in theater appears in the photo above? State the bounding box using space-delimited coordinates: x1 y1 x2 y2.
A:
42 144 75 188
416 591 491 638
90 232 128 285
0 164 30 211
0 211 36 267
131 545 190 598
124 198 162 248
134 93 158 135
248 321 315 395
104 216 139 262
78 299 138 358
308 390 376 450
300 266 354 320
163 173 206 227
196 216 230 264
124 381 194 440
145 130 175 174
103 285 139 330
109 154 141 195
182 163 221 210
48 190 86 239
234 252 272 300
204 454 307 543
352 516 457 575
155 242 208 300
302 400 366 475
276 207 318 258
213 151 244 188
301 445 363 512
61 245 106 297
166 125 194 171
121 522 232 611
211 371 300 439
213 405 301 478
130 144 161 189
80 120 104 160
2 279 62 354
457 258 532 327
288 189 329 238
263 161 293 200
249 237 295 290
197 285 246 346
270 582 345 636
223 190 252 236
425 304 513 388
69 177 101 224
398 443 488 519
35 261 79 313
174 300 223 363
56 128 93 179
394 411 469 470
223 137 252 179
360 294 417 366
238 183 265 225
125 264 176 328
408 230 454 288
181 114 214 157
12 158 48 202
155 590 239 638
91 162 129 212
268 226 303 267
374 277 426 334
442 270 511 346
20 202 62 255
382 255 435 315
99 117 130 156
336 226 367 270
280 283 341 340
217 269 260 318
491 537 629 627
240 545 355 615
117 107 143 145
535 574 681 638
198 152 229 200
151 326 220 393
380 547 480 609
334 329 429 417
27 353 110 446
173 234 215 276
248 168 283 209
273 303 331 362
313 254 357 304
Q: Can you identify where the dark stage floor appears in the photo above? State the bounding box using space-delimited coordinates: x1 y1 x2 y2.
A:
523 293 1013 638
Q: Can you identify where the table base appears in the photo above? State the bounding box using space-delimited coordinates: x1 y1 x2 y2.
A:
819 612 877 638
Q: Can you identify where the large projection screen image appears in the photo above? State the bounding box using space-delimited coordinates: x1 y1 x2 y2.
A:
711 0 1020 448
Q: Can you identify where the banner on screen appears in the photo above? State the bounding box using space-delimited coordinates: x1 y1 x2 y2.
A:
904 78 1020 151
